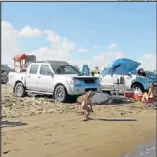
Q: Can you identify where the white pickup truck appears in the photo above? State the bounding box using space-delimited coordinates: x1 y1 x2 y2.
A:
8 61 100 102
99 67 156 93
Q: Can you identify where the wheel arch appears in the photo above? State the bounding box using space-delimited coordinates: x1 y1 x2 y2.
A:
54 83 68 95
131 82 144 92
13 81 24 92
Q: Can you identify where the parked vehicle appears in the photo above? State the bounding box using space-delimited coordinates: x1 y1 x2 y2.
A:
8 61 100 102
99 59 156 93
1 65 14 84
130 70 157 84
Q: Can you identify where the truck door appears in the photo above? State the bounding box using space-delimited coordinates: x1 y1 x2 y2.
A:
36 65 54 93
113 71 132 91
100 68 114 91
123 73 133 90
26 64 39 90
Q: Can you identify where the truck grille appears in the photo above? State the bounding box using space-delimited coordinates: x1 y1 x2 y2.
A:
85 88 97 92
84 79 95 84
74 77 97 84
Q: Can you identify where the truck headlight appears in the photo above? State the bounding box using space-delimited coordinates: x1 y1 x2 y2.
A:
70 79 81 86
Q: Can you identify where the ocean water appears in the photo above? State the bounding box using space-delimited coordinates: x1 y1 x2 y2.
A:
121 139 156 157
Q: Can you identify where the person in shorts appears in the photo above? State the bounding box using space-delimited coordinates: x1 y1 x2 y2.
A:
77 91 94 121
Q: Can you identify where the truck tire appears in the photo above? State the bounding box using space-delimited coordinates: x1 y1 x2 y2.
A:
132 83 144 93
54 85 68 103
14 83 26 97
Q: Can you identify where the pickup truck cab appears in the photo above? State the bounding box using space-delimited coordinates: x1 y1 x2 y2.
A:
8 61 100 102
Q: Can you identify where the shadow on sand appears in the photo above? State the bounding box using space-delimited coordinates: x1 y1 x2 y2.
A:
28 93 77 103
1 121 28 128
94 118 137 122
26 92 136 105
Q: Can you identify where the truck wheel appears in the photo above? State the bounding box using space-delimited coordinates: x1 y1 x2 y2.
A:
54 85 68 103
132 83 144 93
14 83 26 97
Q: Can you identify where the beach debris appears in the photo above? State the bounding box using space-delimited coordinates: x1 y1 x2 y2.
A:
91 92 111 104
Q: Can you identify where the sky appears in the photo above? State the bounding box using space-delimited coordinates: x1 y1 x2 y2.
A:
2 2 156 71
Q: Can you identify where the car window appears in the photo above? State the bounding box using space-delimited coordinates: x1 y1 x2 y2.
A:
40 65 52 76
54 65 80 75
29 65 39 74
64 66 76 74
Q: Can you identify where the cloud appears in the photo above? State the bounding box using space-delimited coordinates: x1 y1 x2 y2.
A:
90 51 156 71
27 46 72 63
91 51 124 69
1 21 20 66
1 21 76 67
32 30 77 62
44 30 76 51
1 21 156 72
93 45 98 49
108 43 118 48
18 26 43 38
138 53 156 71
77 48 89 52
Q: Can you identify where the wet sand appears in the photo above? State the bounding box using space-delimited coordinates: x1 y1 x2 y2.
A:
2 85 156 157
121 139 156 157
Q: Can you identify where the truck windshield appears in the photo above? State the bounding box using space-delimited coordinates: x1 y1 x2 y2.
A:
52 65 81 75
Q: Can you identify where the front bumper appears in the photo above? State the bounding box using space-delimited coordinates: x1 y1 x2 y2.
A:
66 83 101 95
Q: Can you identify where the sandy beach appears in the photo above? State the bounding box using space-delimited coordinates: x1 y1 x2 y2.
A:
1 84 156 157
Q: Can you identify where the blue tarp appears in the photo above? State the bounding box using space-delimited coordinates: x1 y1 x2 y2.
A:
107 58 141 75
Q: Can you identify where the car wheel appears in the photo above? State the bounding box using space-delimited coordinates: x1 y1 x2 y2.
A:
132 83 144 93
14 83 26 97
54 85 68 103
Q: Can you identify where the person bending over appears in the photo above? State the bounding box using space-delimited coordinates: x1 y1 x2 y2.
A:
77 91 94 121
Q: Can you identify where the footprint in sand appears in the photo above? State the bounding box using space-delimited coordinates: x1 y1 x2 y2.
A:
44 141 60 145
84 147 91 152
76 133 87 137
51 141 60 144
3 149 19 154
45 134 52 136
29 138 36 140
